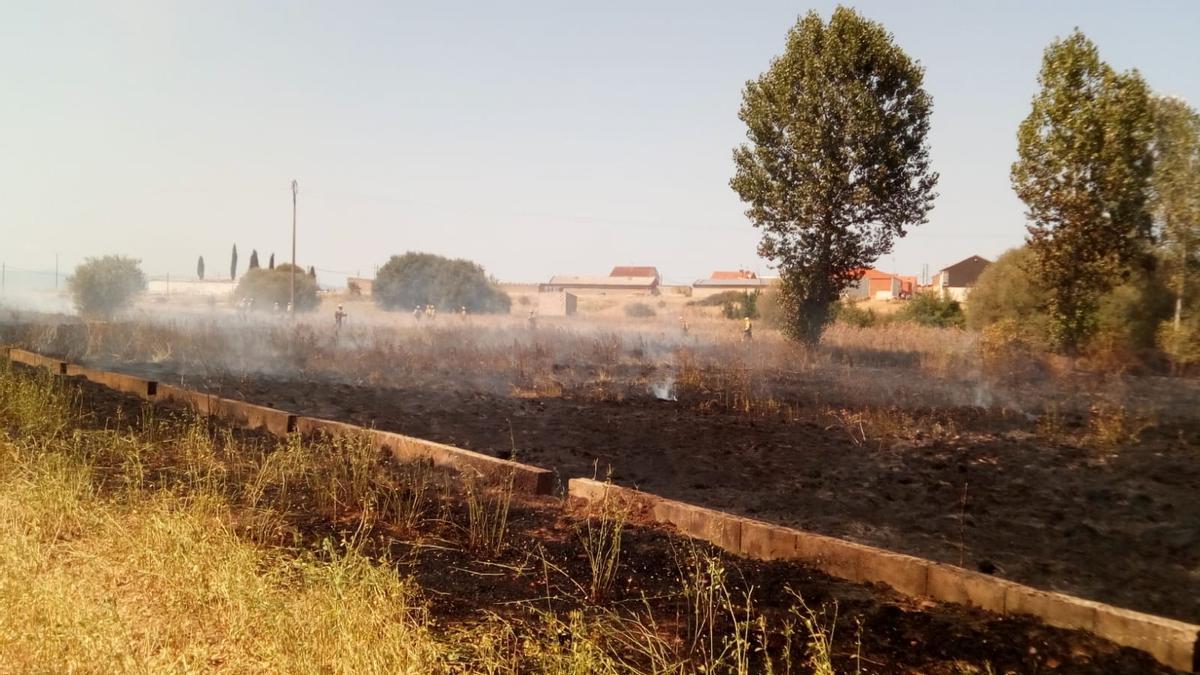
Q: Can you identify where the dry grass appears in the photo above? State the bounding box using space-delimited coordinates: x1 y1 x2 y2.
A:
0 363 859 674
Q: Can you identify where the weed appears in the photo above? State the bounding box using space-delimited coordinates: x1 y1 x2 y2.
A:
463 471 514 558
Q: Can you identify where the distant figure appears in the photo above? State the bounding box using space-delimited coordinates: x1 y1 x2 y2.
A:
334 304 347 329
527 309 537 330
742 316 753 342
413 306 423 321
679 315 689 336
273 301 280 313
460 306 468 320
286 301 294 314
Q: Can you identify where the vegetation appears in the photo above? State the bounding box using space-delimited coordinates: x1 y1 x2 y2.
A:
249 249 260 270
196 255 205 280
624 302 656 318
66 255 147 319
731 7 937 344
234 263 319 311
1011 30 1155 352
374 252 510 314
893 292 965 328
230 244 238 280
1150 95 1200 331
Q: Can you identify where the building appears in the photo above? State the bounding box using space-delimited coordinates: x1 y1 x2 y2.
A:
691 270 774 299
346 277 374 296
844 269 903 300
609 266 661 285
146 278 237 298
931 255 991 301
537 290 577 317
539 265 661 295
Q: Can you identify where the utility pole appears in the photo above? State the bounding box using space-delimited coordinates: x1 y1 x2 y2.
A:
291 179 298 316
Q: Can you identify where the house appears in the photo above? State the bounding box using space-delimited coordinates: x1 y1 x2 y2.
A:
691 269 774 299
844 268 903 301
931 255 991 301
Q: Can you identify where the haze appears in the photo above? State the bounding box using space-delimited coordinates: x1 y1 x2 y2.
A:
3 0 1198 286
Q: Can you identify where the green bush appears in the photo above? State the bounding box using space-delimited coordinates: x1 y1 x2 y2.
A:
757 290 786 327
831 301 876 328
234 264 319 312
1157 319 1200 371
893 292 965 328
687 290 746 307
374 252 510 314
623 302 656 318
67 256 147 319
687 290 759 319
967 247 1049 333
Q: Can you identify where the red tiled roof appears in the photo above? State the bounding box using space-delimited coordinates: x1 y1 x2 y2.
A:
609 266 659 278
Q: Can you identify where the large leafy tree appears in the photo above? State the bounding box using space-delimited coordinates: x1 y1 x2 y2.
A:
374 252 510 314
1011 30 1155 353
1151 95 1200 330
67 256 147 319
731 7 937 343
234 263 319 312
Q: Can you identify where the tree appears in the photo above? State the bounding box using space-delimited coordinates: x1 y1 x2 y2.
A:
269 252 275 270
230 244 238 280
234 263 319 312
373 252 511 314
1011 30 1155 353
249 250 260 270
197 256 205 280
67 256 147 319
1150 95 1200 330
730 8 937 343
308 265 316 278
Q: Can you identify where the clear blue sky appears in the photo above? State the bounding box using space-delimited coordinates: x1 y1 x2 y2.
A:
3 1 1198 286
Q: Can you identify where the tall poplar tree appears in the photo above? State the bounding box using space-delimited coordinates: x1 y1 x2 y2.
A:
1011 30 1155 352
1151 95 1200 330
230 244 238 281
731 7 937 343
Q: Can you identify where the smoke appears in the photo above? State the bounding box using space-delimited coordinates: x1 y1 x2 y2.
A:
650 376 677 401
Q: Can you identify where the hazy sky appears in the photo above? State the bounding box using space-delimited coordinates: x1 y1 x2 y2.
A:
3 1 1198 286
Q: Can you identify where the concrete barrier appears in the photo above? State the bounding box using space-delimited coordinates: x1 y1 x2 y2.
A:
64 364 157 399
155 383 215 414
567 478 1199 672
297 417 555 496
208 397 295 437
8 348 67 375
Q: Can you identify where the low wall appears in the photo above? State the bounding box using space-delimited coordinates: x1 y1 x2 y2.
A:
568 478 1199 672
295 417 554 495
8 348 67 375
65 364 157 399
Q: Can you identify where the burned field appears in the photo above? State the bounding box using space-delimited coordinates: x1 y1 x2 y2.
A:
4 361 1179 675
21 317 1195 628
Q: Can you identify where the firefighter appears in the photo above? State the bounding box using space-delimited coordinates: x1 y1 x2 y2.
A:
334 304 347 329
413 305 422 321
742 316 753 342
679 315 689 336
527 309 537 330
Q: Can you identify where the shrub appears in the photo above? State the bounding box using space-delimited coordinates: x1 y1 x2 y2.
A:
757 290 786 327
688 290 746 307
967 247 1049 333
1157 319 1200 372
234 264 319 312
624 302 656 318
894 292 965 328
374 252 510 314
67 256 147 319
831 301 876 328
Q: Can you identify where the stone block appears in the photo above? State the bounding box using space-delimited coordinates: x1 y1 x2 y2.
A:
739 520 800 561
793 532 869 582
857 549 931 597
1004 586 1099 633
1092 604 1198 673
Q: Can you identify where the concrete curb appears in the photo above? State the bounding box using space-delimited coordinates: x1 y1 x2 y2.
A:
8 348 67 375
568 478 1199 672
296 416 555 495
64 364 157 399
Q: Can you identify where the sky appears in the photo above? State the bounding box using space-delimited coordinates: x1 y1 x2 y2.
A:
2 1 1198 288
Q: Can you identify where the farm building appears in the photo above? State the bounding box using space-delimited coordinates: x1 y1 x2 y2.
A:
539 265 661 296
931 255 991 301
537 290 578 317
691 270 774 299
844 269 905 300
